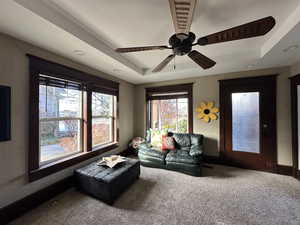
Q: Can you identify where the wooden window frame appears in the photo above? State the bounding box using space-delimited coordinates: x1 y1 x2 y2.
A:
28 55 119 182
290 74 300 179
145 83 193 133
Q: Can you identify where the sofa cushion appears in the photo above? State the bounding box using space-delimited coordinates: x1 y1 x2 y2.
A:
166 150 201 165
138 146 168 160
173 133 191 148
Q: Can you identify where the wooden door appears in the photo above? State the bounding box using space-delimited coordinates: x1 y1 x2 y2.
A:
219 75 277 172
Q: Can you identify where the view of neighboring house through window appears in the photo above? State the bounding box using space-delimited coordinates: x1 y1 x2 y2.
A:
150 98 189 133
29 56 120 181
39 76 83 164
92 92 116 148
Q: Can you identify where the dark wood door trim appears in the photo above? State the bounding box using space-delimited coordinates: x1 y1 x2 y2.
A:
219 75 277 172
290 74 300 179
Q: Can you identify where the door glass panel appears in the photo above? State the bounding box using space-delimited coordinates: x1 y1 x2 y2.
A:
232 92 260 153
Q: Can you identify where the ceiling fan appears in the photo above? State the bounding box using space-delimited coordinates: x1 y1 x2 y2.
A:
115 0 276 73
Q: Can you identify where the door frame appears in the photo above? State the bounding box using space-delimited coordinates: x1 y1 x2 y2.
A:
290 74 300 179
219 75 277 172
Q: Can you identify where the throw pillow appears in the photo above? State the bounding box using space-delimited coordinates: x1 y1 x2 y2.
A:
150 129 168 149
162 135 175 151
150 129 162 148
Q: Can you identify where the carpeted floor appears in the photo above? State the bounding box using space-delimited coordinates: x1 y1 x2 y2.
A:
10 164 300 225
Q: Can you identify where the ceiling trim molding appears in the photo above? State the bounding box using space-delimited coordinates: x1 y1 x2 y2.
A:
261 4 300 58
13 0 144 75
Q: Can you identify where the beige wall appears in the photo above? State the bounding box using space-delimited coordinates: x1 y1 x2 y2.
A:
0 33 134 208
134 67 293 166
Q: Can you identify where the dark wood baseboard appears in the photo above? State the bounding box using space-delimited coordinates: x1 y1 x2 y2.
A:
203 155 250 170
0 176 74 225
203 155 223 164
276 165 293 176
296 170 300 180
203 155 294 177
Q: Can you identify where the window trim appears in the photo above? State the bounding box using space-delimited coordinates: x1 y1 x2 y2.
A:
145 83 193 133
28 55 119 182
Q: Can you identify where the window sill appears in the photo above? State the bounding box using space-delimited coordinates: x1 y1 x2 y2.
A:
29 143 119 182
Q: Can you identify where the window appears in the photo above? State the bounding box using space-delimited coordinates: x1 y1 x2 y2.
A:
92 92 116 148
150 98 189 133
28 55 119 181
39 79 83 164
146 84 193 133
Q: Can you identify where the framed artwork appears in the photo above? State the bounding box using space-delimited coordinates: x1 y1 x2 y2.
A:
0 85 11 142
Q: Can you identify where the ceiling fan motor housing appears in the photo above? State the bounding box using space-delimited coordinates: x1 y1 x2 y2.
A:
169 32 196 56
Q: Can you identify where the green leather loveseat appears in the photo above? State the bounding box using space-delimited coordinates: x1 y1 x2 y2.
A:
138 132 203 176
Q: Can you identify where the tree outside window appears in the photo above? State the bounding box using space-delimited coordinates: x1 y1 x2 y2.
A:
150 98 188 133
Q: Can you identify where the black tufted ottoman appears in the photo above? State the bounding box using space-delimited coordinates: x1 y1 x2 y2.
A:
75 158 140 204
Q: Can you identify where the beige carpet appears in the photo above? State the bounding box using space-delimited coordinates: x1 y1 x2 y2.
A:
10 165 300 225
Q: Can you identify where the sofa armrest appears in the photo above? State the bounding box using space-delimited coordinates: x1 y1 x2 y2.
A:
189 145 203 157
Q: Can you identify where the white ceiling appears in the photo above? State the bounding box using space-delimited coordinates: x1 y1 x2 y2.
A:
1 0 300 84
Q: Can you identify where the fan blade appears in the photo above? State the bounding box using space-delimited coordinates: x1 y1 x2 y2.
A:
116 45 169 53
188 50 216 69
152 54 176 72
169 0 197 34
197 16 276 46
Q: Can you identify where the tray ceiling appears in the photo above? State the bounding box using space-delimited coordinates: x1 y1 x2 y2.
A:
0 0 300 83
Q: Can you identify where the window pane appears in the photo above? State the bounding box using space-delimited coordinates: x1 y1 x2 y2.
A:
150 98 188 133
40 120 81 162
232 92 260 153
160 99 177 131
39 85 81 118
178 98 188 133
92 92 113 117
92 118 113 147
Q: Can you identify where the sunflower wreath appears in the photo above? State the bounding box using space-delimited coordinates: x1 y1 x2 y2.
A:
196 101 219 123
